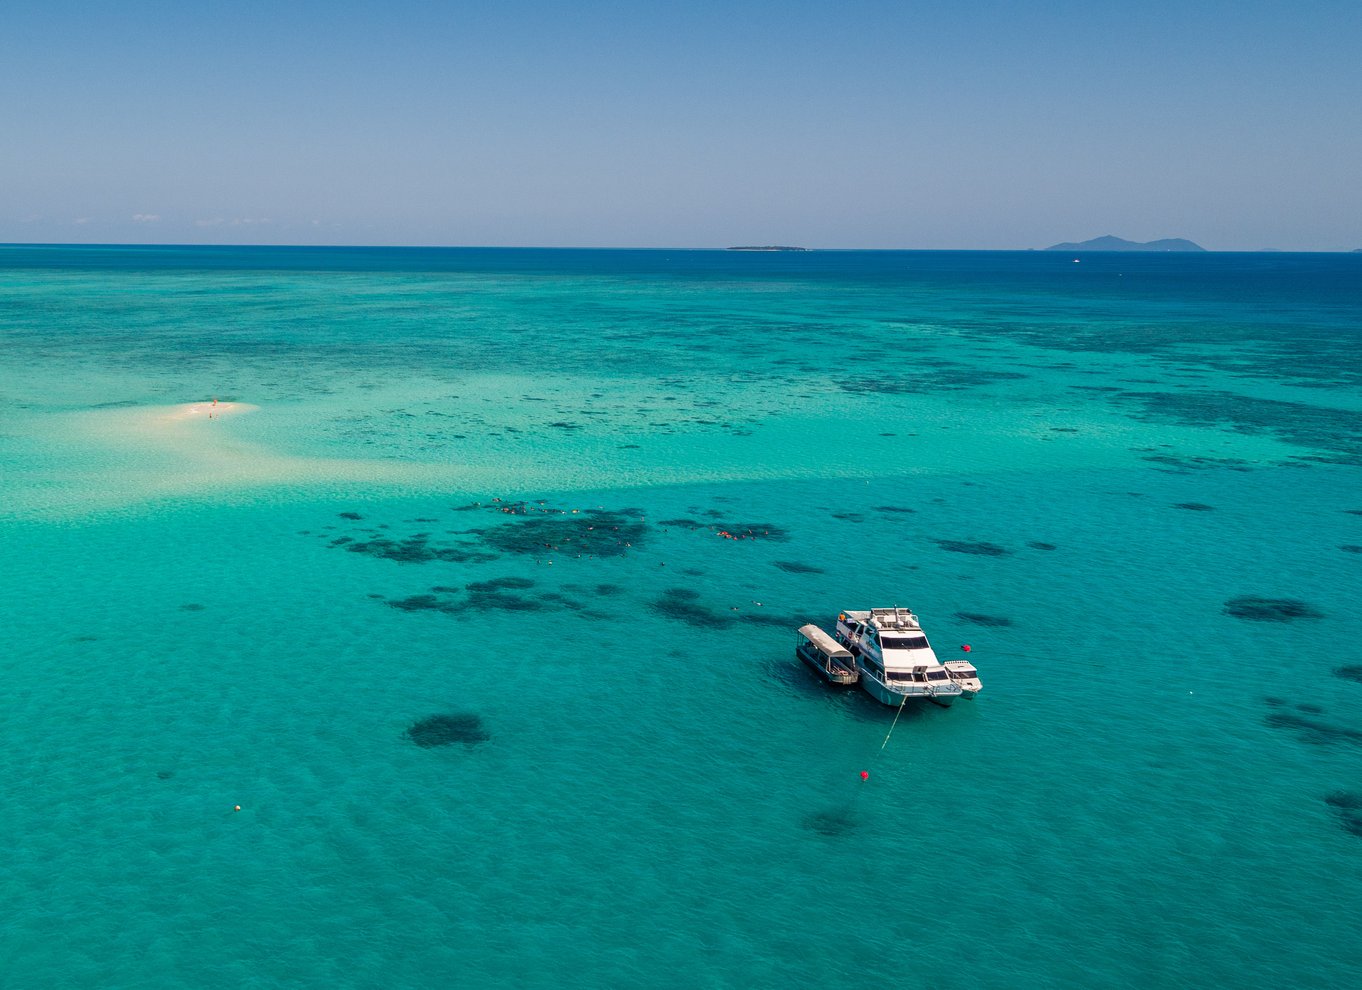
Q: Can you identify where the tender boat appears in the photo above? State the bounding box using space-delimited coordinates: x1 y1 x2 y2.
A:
796 624 859 685
834 608 963 707
943 659 983 698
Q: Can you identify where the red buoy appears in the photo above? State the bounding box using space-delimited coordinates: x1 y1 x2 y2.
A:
961 644 972 652
860 771 869 781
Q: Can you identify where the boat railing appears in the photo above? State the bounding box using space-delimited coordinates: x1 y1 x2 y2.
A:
886 682 935 698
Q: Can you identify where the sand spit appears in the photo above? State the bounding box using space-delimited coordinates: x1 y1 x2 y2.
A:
161 400 261 422
14 401 466 518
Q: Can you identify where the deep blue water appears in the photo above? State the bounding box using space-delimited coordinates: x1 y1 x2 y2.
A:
2 246 1360 988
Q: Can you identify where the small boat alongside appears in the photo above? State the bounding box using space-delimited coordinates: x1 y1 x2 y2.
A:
944 659 982 698
834 607 964 707
796 624 859 685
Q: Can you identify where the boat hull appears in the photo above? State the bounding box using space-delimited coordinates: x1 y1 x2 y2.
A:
857 676 957 708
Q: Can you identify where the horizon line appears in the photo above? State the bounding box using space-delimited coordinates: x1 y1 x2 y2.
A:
4 241 1361 254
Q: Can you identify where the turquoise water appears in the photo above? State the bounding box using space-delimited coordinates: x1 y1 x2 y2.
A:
2 246 1361 988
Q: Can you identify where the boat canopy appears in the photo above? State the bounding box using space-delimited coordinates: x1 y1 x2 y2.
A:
798 624 853 660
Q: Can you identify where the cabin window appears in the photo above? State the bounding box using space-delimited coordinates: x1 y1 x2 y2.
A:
881 634 929 650
926 670 948 681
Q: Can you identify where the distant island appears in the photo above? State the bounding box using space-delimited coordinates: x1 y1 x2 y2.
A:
726 245 809 252
1045 234 1205 252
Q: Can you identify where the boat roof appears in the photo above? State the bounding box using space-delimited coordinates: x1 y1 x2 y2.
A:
840 608 922 631
798 624 852 658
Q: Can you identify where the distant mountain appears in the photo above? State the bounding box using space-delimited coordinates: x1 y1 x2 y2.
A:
1045 234 1205 252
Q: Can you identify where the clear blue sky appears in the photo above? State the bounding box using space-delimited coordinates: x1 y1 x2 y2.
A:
2 0 1359 249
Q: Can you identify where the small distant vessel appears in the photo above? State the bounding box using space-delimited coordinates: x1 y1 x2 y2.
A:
943 659 983 698
834 608 964 707
796 624 859 685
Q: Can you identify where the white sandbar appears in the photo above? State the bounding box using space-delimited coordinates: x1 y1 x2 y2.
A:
160 401 261 422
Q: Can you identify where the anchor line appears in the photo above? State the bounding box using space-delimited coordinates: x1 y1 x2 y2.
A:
842 692 911 816
880 690 910 751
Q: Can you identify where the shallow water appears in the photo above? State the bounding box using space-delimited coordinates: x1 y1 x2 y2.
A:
2 247 1361 987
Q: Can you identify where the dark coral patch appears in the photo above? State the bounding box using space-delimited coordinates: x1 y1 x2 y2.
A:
1224 596 1323 622
179 603 206 612
711 521 788 541
1027 541 1057 551
339 511 364 520
650 588 734 628
662 517 789 541
471 509 648 557
936 540 1011 557
1325 792 1362 837
406 713 490 748
1333 665 1362 683
839 367 1027 395
1297 703 1325 715
955 612 1013 627
1113 390 1362 467
774 561 826 574
1143 453 1254 473
1265 711 1362 746
1340 545 1362 554
466 576 535 592
1174 502 1215 511
387 594 453 613
804 810 858 837
464 591 545 612
565 582 625 597
346 533 495 565
873 505 916 514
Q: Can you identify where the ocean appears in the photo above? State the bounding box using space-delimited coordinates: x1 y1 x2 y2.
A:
2 245 1360 988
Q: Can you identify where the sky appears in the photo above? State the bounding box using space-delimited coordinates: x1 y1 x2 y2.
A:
2 0 1359 250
